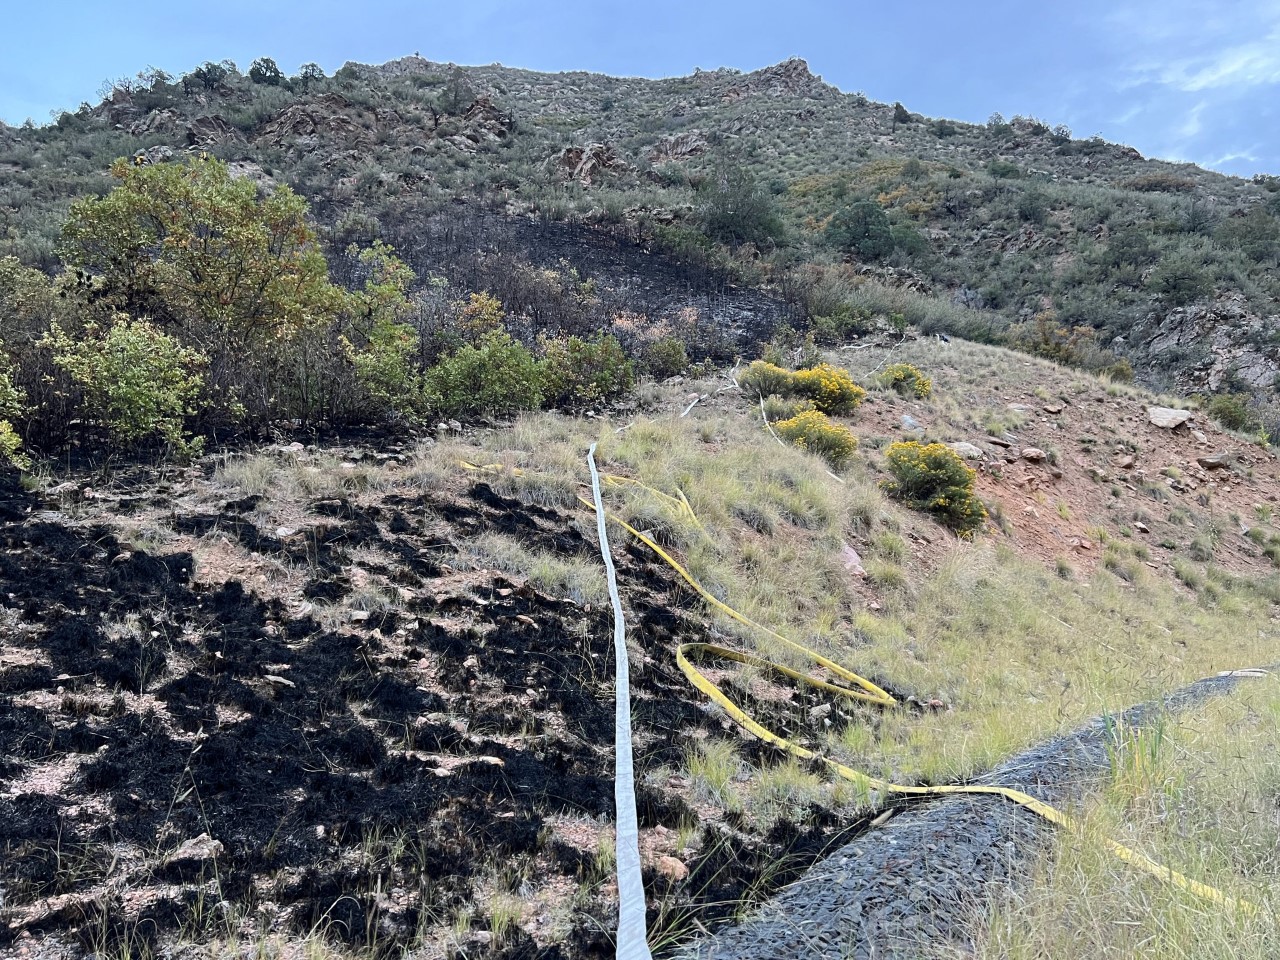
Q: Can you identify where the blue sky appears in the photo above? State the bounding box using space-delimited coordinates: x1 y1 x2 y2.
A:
3 0 1278 177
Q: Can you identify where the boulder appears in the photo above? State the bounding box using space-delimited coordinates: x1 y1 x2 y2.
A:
839 544 867 578
949 442 984 460
1021 447 1047 462
132 144 175 166
647 131 708 163
1147 406 1193 429
1197 452 1234 470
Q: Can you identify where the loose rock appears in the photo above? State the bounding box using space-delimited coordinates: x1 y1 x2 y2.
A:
1147 406 1193 429
949 442 984 461
1197 453 1233 470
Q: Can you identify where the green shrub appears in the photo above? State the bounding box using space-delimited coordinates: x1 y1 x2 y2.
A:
739 360 796 398
45 317 207 453
826 201 894 261
425 332 544 416
696 167 786 248
1147 255 1211 305
642 336 689 379
1207 393 1256 432
774 409 858 467
791 363 866 415
987 160 1023 179
0 355 28 468
881 440 986 534
540 332 635 407
878 362 933 398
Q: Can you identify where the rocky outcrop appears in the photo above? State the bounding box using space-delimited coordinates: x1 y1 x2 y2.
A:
648 131 707 164
721 58 830 101
1137 292 1280 392
186 115 240 147
256 95 367 151
345 55 433 79
128 109 181 137
552 142 628 184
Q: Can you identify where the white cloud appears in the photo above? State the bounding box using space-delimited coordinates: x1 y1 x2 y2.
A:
1107 2 1280 93
1158 33 1280 91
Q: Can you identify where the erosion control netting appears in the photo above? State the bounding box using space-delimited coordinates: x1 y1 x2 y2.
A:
681 671 1263 960
0 473 861 957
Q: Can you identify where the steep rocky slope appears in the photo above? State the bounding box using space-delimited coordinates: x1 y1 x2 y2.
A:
4 56 1280 415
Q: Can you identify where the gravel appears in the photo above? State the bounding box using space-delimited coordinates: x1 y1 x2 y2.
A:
680 670 1269 960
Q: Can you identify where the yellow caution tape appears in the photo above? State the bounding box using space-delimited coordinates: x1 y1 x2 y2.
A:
459 460 1256 914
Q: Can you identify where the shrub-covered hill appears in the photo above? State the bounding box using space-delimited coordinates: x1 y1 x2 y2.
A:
5 55 1280 428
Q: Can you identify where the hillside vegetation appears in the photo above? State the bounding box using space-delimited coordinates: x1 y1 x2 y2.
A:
4 54 1280 457
1 52 1279 960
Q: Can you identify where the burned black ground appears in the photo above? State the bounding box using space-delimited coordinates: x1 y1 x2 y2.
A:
0 466 864 958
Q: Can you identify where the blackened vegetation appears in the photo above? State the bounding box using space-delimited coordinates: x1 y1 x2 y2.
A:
0 471 860 957
370 204 796 361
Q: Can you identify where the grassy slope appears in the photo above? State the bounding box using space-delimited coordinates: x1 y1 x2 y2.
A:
8 331 1274 955
405 343 1280 950
968 675 1280 959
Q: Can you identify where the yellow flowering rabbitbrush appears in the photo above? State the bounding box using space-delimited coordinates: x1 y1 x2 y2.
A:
879 362 933 399
791 362 867 415
774 409 858 468
739 359 867 416
881 440 986 534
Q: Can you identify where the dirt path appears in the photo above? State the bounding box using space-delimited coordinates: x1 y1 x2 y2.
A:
679 669 1268 960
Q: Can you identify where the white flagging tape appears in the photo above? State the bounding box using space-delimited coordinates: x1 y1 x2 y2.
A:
588 443 653 960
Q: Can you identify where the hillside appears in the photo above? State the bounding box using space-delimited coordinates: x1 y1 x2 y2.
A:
2 53 1280 960
4 56 1280 426
2 337 1279 958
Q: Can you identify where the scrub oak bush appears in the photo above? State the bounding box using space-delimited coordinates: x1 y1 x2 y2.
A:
424 332 544 416
641 335 689 379
881 440 986 534
540 332 634 407
878 362 933 399
45 317 207 454
774 409 858 467
0 357 28 467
